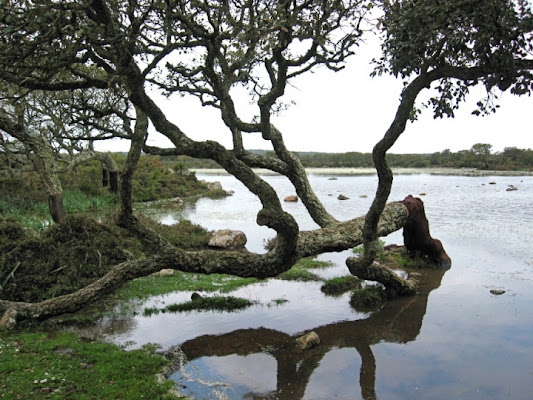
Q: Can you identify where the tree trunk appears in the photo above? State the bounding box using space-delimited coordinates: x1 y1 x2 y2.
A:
0 201 409 328
48 194 67 224
102 168 109 186
28 136 66 223
109 171 118 194
116 107 147 225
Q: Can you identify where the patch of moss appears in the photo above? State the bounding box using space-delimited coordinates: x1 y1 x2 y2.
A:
113 272 259 301
321 275 361 295
349 285 387 311
0 331 178 399
163 295 254 313
278 257 331 282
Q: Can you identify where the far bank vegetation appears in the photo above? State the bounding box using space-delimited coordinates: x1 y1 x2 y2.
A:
175 144 533 171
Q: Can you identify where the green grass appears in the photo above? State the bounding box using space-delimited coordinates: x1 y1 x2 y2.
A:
321 275 361 295
350 285 386 310
353 240 387 262
63 189 117 213
165 295 254 313
0 196 51 232
0 331 181 400
112 272 260 302
0 190 117 233
278 257 332 281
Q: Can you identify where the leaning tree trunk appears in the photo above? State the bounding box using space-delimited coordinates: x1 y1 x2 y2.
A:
116 107 148 225
352 73 434 271
28 135 67 223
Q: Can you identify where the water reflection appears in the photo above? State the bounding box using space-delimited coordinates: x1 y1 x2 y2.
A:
171 267 448 400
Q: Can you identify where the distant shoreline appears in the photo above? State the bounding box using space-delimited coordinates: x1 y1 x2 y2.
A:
193 167 533 177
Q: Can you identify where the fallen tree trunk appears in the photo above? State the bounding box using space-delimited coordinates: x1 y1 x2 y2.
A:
0 202 408 328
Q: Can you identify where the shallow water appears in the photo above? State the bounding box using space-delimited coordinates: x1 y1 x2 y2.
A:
83 173 533 399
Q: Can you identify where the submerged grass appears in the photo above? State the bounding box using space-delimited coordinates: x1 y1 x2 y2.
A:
112 272 260 302
278 257 332 282
350 284 387 311
165 295 254 313
144 295 254 315
321 275 361 295
0 331 180 400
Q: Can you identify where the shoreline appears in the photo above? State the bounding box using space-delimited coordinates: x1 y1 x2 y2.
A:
192 167 533 177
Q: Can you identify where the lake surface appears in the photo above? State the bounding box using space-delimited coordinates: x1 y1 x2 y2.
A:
97 173 533 399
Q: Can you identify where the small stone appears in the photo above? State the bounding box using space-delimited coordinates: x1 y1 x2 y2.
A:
296 331 320 350
359 194 368 198
419 192 426 196
489 181 496 185
284 195 298 202
207 181 223 190
506 185 518 191
328 177 338 180
158 269 174 277
191 292 203 301
490 289 506 295
337 194 350 200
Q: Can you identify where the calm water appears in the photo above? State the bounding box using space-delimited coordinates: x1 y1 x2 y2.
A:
99 173 533 400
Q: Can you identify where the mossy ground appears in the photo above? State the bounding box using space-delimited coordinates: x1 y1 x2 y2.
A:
0 331 181 400
321 275 362 295
144 295 254 315
278 257 332 281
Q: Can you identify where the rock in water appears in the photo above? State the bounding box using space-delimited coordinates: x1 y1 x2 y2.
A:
296 331 320 350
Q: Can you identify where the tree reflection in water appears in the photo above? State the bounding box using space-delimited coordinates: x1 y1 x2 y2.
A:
170 266 449 400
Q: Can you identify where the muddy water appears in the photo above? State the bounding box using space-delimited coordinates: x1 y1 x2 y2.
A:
89 174 533 399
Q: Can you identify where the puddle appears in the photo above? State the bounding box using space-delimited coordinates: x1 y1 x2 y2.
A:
59 174 533 399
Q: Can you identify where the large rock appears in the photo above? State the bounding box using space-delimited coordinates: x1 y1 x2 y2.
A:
400 195 451 268
208 229 247 249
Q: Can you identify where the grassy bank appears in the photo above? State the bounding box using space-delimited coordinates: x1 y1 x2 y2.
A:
0 331 181 399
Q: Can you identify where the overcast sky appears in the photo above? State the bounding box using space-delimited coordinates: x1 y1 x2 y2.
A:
98 38 532 155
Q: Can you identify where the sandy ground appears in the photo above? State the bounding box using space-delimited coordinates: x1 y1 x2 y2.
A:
192 167 533 176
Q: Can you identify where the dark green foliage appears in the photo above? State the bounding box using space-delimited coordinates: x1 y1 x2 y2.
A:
274 145 533 171
0 217 26 253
